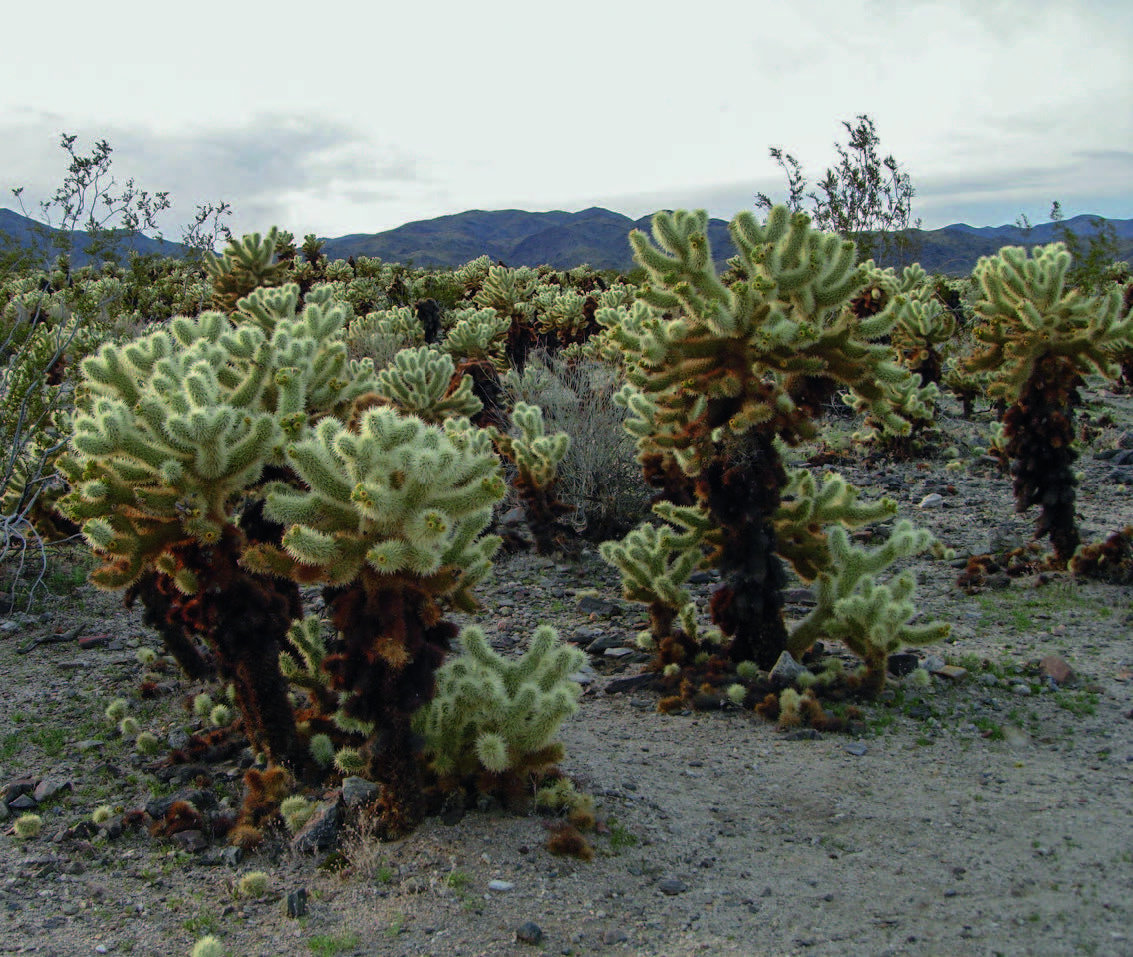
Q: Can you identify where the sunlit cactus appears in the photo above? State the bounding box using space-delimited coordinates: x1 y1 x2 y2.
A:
599 206 945 683
205 228 291 313
964 243 1133 563
415 624 584 787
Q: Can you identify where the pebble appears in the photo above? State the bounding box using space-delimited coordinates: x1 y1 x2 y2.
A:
1039 654 1073 686
845 742 868 757
768 651 810 686
341 776 379 807
658 877 688 895
287 888 308 918
1011 683 1032 696
488 880 514 891
515 921 544 944
917 493 944 508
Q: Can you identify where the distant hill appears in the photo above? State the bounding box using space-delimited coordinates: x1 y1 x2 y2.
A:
0 207 182 266
322 208 1133 277
322 207 741 273
3 204 1131 278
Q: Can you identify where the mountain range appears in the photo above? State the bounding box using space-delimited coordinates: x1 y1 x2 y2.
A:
3 205 1131 278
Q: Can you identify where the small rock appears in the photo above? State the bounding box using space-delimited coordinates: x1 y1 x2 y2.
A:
887 653 919 677
658 877 688 896
1039 654 1073 686
219 846 244 867
341 776 379 808
290 798 342 854
145 788 214 820
917 493 944 508
575 596 624 618
978 673 1000 687
783 729 819 741
488 880 514 892
286 888 308 918
567 664 596 686
571 627 605 649
604 647 634 659
33 777 72 803
515 921 544 944
1011 683 1032 696
844 742 868 756
769 651 811 686
988 524 1025 553
9 794 38 810
586 633 626 654
602 927 630 944
604 674 656 695
74 740 104 753
171 829 208 853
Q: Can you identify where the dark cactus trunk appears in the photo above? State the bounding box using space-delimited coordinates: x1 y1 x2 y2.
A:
1006 354 1081 566
169 528 308 771
703 434 791 670
323 575 455 837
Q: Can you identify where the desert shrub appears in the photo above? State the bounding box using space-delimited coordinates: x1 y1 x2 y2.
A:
501 349 651 539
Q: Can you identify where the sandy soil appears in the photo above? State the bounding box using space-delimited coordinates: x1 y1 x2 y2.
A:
1 390 1131 957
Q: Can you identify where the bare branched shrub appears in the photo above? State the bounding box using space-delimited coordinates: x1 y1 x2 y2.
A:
0 297 82 611
502 350 650 540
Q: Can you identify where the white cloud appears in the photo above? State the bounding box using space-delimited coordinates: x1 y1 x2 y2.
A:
1 0 1129 238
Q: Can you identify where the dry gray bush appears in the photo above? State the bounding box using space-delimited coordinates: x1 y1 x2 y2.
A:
501 349 650 540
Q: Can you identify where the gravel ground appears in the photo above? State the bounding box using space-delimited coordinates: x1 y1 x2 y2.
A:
1 390 1132 957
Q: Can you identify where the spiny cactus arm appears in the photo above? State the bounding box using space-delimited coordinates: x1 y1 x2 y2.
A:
786 522 946 656
891 297 957 350
441 307 510 364
493 402 570 487
259 408 503 587
774 469 898 581
231 283 303 335
599 516 706 614
205 228 289 312
729 208 866 316
472 265 537 318
415 624 581 776
967 243 1133 396
373 346 482 423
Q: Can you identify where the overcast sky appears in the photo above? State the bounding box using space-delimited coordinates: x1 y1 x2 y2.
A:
2 0 1129 246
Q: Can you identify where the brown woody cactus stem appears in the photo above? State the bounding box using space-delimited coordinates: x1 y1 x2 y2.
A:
1004 354 1081 565
323 573 454 837
168 527 308 771
125 572 214 681
701 434 790 669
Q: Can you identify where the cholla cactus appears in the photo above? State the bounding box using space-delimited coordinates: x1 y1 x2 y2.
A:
58 278 378 767
472 265 541 369
787 522 949 693
441 307 510 366
365 346 483 424
492 402 572 553
965 243 1133 563
205 228 290 313
415 624 583 786
244 407 504 833
600 206 945 679
598 503 710 651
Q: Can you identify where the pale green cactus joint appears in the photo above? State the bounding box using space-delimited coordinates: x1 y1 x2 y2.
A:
415 624 584 781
